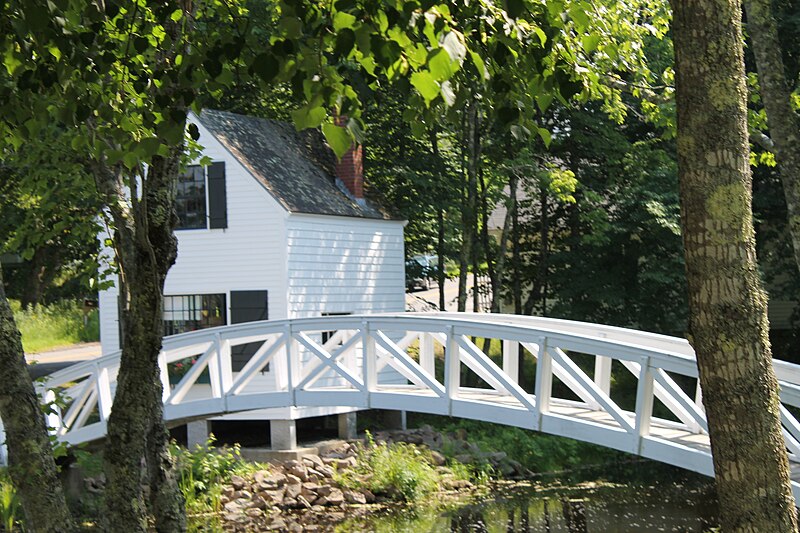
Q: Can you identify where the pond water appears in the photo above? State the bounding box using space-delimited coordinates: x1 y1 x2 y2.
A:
192 464 719 532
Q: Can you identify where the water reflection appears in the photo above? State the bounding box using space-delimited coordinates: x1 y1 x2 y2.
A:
337 477 718 533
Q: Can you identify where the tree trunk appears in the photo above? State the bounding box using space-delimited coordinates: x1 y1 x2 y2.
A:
743 0 800 277
512 187 522 315
489 171 517 313
458 99 480 312
437 207 446 311
94 153 186 532
0 264 75 532
671 0 798 529
523 183 550 315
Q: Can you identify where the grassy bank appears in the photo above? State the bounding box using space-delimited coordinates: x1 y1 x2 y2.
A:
11 300 99 353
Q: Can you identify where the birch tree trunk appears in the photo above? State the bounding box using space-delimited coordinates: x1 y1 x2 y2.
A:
743 0 800 275
0 264 75 532
671 0 798 528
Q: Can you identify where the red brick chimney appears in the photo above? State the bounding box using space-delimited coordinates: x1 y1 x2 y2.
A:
334 115 364 201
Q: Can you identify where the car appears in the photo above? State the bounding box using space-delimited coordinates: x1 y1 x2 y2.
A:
406 254 439 291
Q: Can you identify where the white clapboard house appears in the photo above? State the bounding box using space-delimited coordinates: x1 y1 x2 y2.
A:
98 109 406 447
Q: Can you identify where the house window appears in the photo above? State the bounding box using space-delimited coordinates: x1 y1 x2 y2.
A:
175 162 228 230
176 166 207 229
163 294 227 336
321 312 351 345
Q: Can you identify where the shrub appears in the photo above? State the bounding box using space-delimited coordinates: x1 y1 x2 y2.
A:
170 437 268 515
336 433 445 502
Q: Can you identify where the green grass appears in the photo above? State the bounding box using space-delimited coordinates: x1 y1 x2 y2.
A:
11 300 99 353
0 470 21 532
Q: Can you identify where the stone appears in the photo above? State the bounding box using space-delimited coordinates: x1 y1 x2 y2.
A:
259 487 286 504
429 450 446 466
316 485 332 497
302 454 325 470
253 470 269 484
224 512 247 523
240 490 252 500
259 472 287 490
284 482 302 500
285 461 308 481
224 500 243 513
245 508 263 518
362 489 376 503
251 496 269 510
327 488 344 505
223 486 235 499
296 495 313 509
344 490 366 504
231 475 246 490
316 464 335 478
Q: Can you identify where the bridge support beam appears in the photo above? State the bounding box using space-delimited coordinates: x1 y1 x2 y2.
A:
270 419 297 450
338 413 357 440
186 420 212 449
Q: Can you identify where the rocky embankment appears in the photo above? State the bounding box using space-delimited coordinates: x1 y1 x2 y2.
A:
216 426 524 530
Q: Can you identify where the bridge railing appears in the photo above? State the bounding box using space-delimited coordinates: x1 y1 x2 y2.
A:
22 313 800 481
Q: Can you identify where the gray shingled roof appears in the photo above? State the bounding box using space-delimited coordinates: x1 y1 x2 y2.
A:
196 109 397 220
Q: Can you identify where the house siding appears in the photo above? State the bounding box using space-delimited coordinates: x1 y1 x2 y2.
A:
286 215 405 317
98 118 289 356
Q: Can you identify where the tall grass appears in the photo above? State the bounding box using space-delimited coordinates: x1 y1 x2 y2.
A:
0 471 20 533
11 300 99 353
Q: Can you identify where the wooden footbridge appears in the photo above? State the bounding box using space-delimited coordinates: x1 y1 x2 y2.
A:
5 313 800 499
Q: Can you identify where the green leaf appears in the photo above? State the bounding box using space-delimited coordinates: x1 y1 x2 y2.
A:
332 11 357 31
291 106 327 130
581 34 601 53
170 9 183 22
410 71 440 105
469 51 488 80
568 5 590 29
536 92 554 113
538 127 552 147
505 0 526 19
428 49 454 81
322 123 353 159
252 53 279 83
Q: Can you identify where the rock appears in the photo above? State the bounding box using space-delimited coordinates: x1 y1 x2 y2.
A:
231 475 246 490
253 469 269 484
259 487 286 504
267 517 287 530
344 490 366 504
286 473 302 484
240 489 252 500
302 454 325 470
224 500 243 513
222 486 235 499
224 512 247 523
251 496 269 510
313 495 329 506
285 460 308 481
488 451 508 462
429 450 446 466
316 485 332 497
327 488 344 505
288 523 304 533
282 497 297 508
245 508 263 518
296 495 313 509
284 482 302 500
454 454 472 464
334 456 357 469
259 472 287 490
316 464 335 478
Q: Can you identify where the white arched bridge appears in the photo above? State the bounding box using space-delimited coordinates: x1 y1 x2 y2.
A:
12 313 800 498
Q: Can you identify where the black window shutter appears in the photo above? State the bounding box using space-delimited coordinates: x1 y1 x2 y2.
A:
230 290 268 371
207 162 227 229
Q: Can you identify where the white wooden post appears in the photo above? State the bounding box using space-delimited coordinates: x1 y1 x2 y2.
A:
444 326 460 406
363 321 377 395
208 334 232 399
96 365 113 422
502 340 519 383
635 356 655 452
420 333 435 376
0 417 7 466
285 325 299 404
594 355 612 397
533 337 551 428
158 351 171 402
